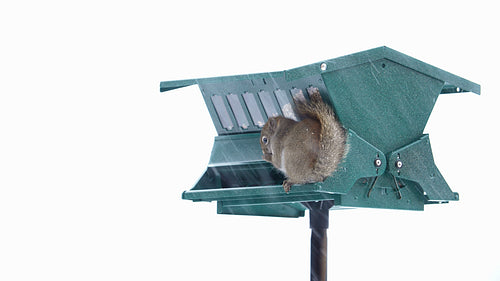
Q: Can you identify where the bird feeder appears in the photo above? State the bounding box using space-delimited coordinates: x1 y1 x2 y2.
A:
161 47 480 280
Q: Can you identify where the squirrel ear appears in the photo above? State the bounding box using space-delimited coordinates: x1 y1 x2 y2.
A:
263 117 278 135
268 117 276 126
267 117 279 132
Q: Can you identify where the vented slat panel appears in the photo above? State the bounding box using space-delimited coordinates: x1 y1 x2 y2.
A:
274 89 298 121
243 92 265 128
258 90 279 118
290 87 305 103
227 94 249 129
211 95 234 131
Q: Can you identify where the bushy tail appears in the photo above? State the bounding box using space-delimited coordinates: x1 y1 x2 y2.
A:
295 87 348 179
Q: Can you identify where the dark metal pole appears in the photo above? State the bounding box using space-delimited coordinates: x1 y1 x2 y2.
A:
303 200 334 281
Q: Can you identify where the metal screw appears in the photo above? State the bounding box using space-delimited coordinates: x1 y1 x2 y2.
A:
395 160 403 169
320 63 327 71
374 159 382 167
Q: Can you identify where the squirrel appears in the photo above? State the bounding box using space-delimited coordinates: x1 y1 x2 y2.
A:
260 87 348 193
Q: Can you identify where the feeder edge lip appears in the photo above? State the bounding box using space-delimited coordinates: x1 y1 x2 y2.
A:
159 79 197 92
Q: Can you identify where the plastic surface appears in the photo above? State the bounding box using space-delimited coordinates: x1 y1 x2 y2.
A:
161 46 480 217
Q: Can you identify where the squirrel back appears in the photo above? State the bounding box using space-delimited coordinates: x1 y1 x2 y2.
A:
260 87 347 192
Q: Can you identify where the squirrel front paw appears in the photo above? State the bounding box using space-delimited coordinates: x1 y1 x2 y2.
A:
282 180 293 193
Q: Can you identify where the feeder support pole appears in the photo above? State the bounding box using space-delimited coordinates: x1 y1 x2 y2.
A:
303 200 335 281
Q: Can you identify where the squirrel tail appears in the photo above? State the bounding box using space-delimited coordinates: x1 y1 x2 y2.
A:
295 87 348 180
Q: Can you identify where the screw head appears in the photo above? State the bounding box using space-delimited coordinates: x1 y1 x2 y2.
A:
374 159 382 167
320 63 327 71
395 160 403 169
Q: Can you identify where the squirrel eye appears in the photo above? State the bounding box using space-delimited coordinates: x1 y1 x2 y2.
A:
262 136 268 144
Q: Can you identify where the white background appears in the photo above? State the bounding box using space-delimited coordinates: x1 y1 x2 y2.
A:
1 1 498 280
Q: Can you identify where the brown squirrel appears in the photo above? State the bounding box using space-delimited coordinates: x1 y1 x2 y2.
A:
260 87 347 192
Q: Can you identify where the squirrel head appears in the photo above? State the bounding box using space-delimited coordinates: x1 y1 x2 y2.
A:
260 116 281 162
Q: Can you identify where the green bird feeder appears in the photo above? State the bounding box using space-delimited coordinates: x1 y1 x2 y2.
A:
161 47 480 281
